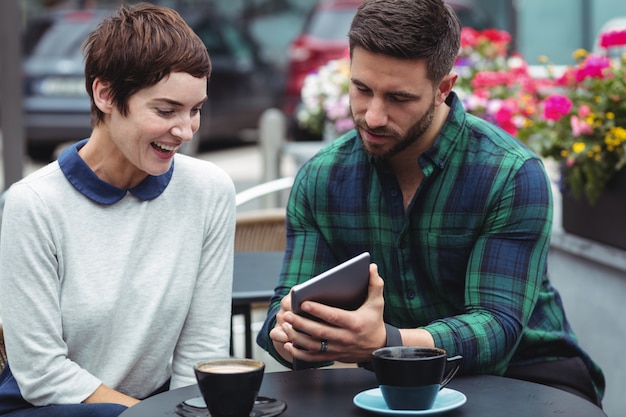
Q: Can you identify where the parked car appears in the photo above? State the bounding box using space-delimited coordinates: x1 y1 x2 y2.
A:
22 7 281 160
283 0 495 140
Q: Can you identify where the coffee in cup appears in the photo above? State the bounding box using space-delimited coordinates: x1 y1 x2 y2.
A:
372 346 462 410
194 358 265 417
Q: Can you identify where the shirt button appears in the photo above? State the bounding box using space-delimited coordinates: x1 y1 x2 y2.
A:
407 290 415 299
391 189 399 197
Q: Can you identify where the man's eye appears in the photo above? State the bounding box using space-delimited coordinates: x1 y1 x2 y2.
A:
392 96 411 103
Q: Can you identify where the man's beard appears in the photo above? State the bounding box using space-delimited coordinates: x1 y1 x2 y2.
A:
354 100 435 160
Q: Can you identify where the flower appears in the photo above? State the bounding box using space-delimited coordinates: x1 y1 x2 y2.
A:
454 28 540 137
456 27 626 205
296 53 354 137
298 27 626 205
517 33 626 205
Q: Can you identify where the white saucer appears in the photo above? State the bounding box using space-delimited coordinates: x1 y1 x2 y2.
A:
353 387 466 416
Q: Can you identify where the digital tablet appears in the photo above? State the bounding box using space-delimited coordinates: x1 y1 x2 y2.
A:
291 252 370 314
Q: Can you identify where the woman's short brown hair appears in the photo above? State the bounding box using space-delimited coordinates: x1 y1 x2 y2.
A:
82 2 211 126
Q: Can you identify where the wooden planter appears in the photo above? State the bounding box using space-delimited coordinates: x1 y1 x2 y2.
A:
561 168 626 251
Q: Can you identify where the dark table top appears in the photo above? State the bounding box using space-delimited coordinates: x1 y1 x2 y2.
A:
232 251 283 306
120 367 607 417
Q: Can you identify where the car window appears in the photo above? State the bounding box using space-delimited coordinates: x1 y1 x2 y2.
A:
222 24 255 64
454 6 493 30
30 13 103 59
306 8 355 41
195 22 230 56
194 19 255 69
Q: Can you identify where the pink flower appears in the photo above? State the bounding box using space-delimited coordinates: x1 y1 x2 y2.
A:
494 105 517 135
578 104 591 118
542 94 573 121
570 115 593 137
575 54 612 81
460 27 479 49
600 29 626 48
471 71 513 89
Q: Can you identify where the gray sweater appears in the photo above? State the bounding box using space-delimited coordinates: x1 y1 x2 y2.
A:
0 151 235 405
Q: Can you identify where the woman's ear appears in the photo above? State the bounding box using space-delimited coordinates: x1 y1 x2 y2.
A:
92 78 114 114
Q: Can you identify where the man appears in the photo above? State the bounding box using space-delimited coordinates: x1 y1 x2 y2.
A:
257 0 604 407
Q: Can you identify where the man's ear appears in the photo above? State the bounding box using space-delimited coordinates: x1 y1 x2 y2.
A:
435 72 458 106
92 79 114 114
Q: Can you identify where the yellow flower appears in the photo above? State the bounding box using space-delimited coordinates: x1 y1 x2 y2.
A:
572 142 586 154
607 112 615 120
572 49 588 60
605 126 626 147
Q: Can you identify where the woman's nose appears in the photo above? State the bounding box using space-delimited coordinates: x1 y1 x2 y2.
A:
171 115 197 142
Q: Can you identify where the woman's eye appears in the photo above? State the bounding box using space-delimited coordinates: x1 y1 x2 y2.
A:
156 109 175 117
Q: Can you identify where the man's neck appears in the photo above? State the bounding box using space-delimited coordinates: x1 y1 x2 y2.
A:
388 103 450 210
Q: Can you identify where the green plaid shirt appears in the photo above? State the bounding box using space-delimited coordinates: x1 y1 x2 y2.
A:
257 93 604 397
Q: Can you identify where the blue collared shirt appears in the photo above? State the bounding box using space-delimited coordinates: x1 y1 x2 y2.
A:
58 139 173 205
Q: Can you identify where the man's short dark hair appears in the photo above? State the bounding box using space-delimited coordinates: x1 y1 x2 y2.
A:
349 0 461 84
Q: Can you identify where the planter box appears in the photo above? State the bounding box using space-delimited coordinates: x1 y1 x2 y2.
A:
561 168 626 251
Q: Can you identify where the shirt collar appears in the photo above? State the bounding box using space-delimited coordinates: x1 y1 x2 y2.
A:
58 138 174 205
419 92 465 174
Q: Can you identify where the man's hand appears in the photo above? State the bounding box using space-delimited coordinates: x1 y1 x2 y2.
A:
270 263 387 365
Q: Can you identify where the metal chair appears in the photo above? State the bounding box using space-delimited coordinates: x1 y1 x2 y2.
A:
231 177 293 357
233 176 293 252
235 208 287 252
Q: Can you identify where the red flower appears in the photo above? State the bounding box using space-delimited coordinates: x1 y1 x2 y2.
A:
480 29 511 44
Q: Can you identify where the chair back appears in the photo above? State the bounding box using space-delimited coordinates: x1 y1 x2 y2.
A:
235 208 286 252
234 177 293 252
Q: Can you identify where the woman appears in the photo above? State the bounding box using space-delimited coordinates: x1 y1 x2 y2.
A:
0 3 235 416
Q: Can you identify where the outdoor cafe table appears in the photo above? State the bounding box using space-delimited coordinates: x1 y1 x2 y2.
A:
119 367 607 417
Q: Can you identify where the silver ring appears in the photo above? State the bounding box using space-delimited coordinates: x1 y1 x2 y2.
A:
320 339 328 353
